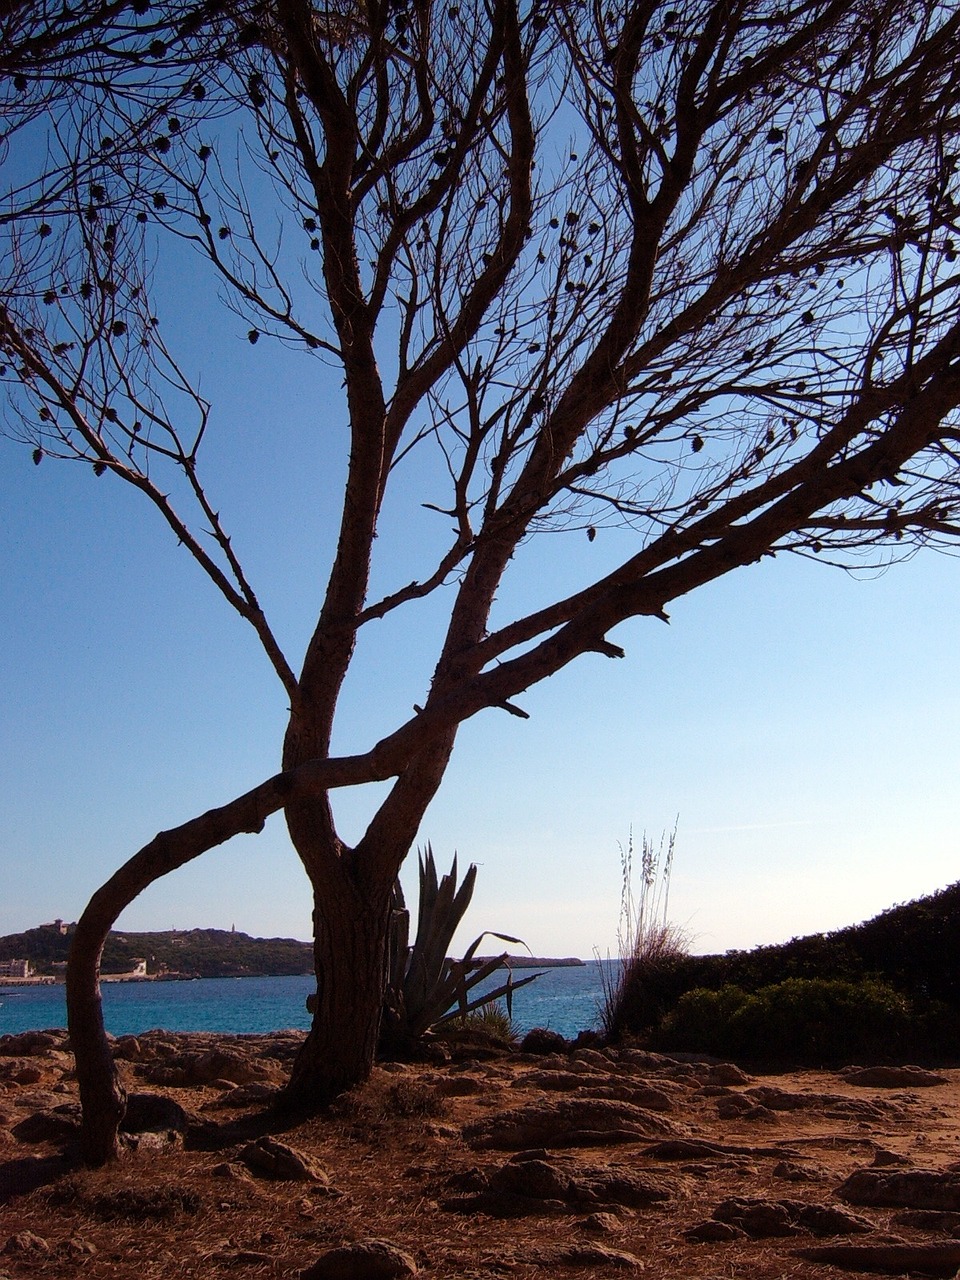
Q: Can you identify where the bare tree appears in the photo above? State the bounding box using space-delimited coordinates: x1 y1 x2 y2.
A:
3 0 960 1163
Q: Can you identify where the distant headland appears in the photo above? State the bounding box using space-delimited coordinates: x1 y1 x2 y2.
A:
0 922 584 983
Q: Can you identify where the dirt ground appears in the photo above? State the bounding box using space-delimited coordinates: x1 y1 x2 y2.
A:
3 1028 960 1279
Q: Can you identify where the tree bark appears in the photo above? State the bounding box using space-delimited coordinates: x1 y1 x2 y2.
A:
280 879 392 1111
68 919 126 1166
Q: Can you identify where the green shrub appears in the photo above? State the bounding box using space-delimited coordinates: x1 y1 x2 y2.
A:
439 1001 520 1047
737 977 911 1063
656 977 913 1064
654 984 754 1057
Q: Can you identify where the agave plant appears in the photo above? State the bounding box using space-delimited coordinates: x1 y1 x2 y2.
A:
379 844 541 1056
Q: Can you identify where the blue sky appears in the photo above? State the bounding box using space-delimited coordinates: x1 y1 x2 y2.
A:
3 387 959 958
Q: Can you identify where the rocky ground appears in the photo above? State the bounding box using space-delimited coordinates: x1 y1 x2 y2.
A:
3 1028 960 1278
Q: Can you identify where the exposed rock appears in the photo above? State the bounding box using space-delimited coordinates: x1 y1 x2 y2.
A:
824 1098 901 1121
204 1081 279 1108
11 1107 80 1144
582 1082 678 1110
9 1065 44 1086
528 1053 578 1073
143 1047 272 1087
841 1066 949 1089
12 1090 61 1111
424 1122 458 1140
793 1242 960 1275
419 1072 485 1097
891 1209 960 1233
712 1197 803 1238
745 1086 820 1111
2 1231 52 1255
715 1094 756 1119
209 1160 254 1182
616 1049 703 1084
112 1035 144 1061
685 1220 748 1242
121 1129 184 1152
702 1063 753 1086
872 1149 912 1167
238 1136 331 1183
644 1139 728 1161
120 1092 190 1134
715 1085 894 1123
552 1244 642 1268
300 1238 418 1279
774 1159 826 1182
463 1097 682 1149
512 1071 676 1112
838 1169 960 1211
513 1069 599 1091
576 1211 623 1233
56 1237 98 1258
571 1048 614 1071
443 1150 672 1217
614 1048 668 1070
0 1031 63 1058
800 1205 878 1237
490 1156 572 1202
713 1197 874 1239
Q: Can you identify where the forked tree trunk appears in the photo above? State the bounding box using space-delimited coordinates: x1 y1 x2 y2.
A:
279 881 392 1111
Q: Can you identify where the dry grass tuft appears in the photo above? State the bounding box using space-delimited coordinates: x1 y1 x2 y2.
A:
47 1175 204 1221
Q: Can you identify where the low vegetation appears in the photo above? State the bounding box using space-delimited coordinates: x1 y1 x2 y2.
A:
438 1002 522 1049
606 875 960 1065
654 978 916 1065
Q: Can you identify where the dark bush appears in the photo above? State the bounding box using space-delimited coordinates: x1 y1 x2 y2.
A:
652 985 753 1059
520 1028 568 1054
655 977 914 1065
385 1079 447 1118
603 949 696 1040
638 883 960 1013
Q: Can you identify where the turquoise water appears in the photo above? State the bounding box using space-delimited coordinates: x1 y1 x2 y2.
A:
0 963 613 1041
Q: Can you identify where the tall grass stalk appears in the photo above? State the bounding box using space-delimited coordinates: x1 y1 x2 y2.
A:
599 821 688 1039
616 824 676 963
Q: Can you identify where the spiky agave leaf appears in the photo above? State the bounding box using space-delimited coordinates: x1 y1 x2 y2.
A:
402 847 477 1018
409 934 540 1036
432 969 543 1028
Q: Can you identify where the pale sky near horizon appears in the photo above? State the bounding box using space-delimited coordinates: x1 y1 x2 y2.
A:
3 41 960 963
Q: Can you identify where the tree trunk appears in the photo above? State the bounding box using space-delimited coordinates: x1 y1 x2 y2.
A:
67 915 126 1166
279 880 392 1111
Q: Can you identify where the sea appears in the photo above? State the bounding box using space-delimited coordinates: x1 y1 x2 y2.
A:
0 962 615 1043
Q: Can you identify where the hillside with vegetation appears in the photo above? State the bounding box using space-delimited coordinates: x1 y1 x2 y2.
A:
0 923 313 978
686 881 960 1003
609 882 960 1064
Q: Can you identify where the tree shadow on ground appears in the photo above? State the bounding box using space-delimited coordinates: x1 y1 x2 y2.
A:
184 1103 310 1153
0 1151 77 1204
